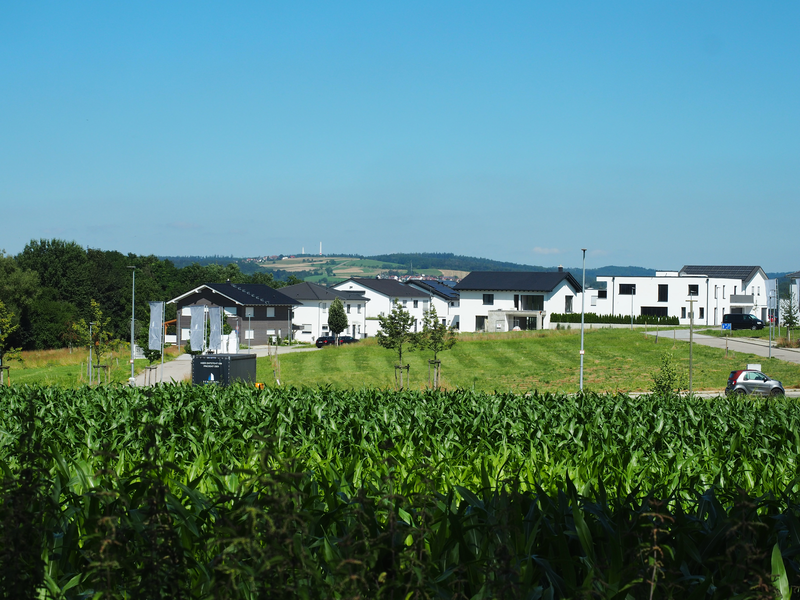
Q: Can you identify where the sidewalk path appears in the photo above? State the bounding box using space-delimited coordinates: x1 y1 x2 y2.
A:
646 329 800 365
133 345 318 386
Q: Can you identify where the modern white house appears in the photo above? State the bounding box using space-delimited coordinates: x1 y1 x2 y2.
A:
454 270 582 332
405 279 460 329
331 278 432 337
280 281 369 341
593 265 771 326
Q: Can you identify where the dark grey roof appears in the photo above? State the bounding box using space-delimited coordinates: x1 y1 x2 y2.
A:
337 278 430 298
679 266 763 282
171 282 300 306
407 280 460 301
281 281 368 303
786 271 800 279
454 271 582 293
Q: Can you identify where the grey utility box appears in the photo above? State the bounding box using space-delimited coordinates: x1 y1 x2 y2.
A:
191 354 257 386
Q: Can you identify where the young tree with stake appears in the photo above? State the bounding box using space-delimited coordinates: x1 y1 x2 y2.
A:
376 300 416 389
417 306 457 389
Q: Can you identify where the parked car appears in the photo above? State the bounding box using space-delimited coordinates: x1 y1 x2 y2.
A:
722 313 765 330
725 369 785 397
315 336 336 348
315 335 360 348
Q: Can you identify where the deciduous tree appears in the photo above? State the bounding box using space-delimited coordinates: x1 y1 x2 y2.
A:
327 297 348 343
781 292 799 330
416 306 457 388
376 301 416 389
0 300 21 367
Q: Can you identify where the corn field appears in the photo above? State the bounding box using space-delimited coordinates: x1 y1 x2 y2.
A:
0 384 798 598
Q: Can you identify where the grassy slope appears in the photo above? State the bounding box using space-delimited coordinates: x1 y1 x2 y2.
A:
8 346 182 386
262 328 800 393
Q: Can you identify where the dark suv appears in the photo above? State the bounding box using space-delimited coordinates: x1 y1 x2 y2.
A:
725 370 784 397
722 314 764 330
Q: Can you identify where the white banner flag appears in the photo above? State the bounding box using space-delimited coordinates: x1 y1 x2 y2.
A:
148 301 163 350
190 306 205 351
209 306 222 352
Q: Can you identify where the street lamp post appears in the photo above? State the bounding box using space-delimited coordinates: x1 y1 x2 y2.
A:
580 248 586 391
127 266 136 385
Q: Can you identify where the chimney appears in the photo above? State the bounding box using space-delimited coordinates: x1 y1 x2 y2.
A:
558 266 563 272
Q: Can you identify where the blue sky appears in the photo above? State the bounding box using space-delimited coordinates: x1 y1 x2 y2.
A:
2 2 798 271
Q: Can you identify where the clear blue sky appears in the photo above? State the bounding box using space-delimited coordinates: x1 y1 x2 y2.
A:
2 2 798 271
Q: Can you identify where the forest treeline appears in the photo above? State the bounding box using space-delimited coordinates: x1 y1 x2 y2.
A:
0 239 299 351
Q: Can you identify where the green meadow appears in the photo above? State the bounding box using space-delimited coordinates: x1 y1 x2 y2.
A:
261 328 800 393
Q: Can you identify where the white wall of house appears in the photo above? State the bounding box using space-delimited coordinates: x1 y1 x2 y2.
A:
459 280 577 333
406 283 460 329
332 281 431 337
291 299 368 342
594 272 770 326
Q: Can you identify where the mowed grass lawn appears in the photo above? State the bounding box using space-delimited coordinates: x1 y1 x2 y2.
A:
262 328 800 393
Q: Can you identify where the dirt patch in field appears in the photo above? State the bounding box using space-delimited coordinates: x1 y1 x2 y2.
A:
440 269 469 279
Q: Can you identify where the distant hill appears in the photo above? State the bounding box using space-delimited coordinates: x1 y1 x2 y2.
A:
160 252 659 287
365 253 656 286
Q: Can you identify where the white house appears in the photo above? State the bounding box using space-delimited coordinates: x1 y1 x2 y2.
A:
453 270 582 333
280 281 369 341
331 278 432 337
593 265 770 326
406 279 460 329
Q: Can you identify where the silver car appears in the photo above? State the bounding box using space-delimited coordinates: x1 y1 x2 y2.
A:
725 370 785 397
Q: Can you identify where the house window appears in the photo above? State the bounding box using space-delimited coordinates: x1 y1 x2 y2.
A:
714 286 718 299
357 304 361 314
699 307 705 319
450 301 455 307
321 303 327 311
413 300 419 308
402 300 407 307
302 324 312 332
245 329 254 340
483 294 494 305
658 285 668 302
514 294 519 309
598 290 607 299
723 286 726 299
245 307 254 318
681 307 687 319
224 306 237 317
642 307 668 317
181 307 191 316
476 316 487 331
619 284 636 295
688 285 699 297
591 296 597 307
565 296 573 313
266 307 275 318
442 318 447 325
347 304 351 314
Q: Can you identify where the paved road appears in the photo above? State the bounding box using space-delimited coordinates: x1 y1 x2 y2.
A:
133 345 317 386
646 329 800 364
